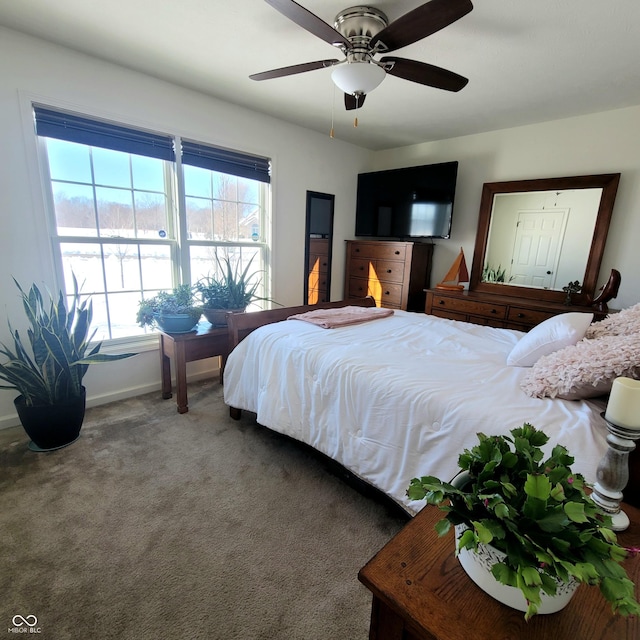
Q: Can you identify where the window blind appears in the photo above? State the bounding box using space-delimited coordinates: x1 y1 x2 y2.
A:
33 106 175 161
181 139 271 184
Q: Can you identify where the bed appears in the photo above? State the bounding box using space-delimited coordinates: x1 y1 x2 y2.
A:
223 298 639 515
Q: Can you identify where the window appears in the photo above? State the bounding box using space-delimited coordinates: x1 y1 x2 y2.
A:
34 106 270 342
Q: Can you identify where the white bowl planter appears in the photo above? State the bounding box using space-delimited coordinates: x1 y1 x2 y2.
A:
454 524 579 614
449 471 579 614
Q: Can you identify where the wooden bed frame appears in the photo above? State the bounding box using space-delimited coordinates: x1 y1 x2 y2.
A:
225 296 375 420
224 296 640 509
226 296 376 355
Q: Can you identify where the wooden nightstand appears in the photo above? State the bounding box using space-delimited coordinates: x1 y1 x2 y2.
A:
158 322 229 413
358 502 640 640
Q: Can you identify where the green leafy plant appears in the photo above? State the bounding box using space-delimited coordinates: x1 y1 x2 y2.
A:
194 255 269 310
562 280 582 305
136 284 201 329
482 263 508 283
0 276 136 406
407 423 640 620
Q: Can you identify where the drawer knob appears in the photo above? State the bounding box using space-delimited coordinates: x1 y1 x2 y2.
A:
517 313 524 318
387 269 392 273
385 291 390 295
359 266 364 271
491 309 497 314
438 300 445 305
394 250 400 255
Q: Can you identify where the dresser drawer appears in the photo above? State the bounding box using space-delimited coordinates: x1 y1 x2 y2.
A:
349 257 405 284
347 277 369 299
468 315 506 328
431 295 507 320
378 283 403 307
308 270 328 290
507 307 556 326
309 238 328 253
374 260 406 283
431 308 468 322
308 254 329 273
349 257 371 277
350 242 407 261
347 277 403 307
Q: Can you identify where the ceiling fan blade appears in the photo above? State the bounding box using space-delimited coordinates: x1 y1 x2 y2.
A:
381 57 468 92
371 0 473 53
250 59 339 81
264 0 351 49
344 93 366 111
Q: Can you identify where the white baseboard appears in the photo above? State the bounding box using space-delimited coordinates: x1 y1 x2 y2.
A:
0 366 220 431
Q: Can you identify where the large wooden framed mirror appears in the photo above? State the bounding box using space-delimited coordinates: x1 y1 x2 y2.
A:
469 173 620 306
304 191 334 304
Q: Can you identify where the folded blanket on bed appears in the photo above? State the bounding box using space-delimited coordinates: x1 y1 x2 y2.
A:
287 305 394 329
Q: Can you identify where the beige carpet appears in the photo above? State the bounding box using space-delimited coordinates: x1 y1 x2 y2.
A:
0 380 408 640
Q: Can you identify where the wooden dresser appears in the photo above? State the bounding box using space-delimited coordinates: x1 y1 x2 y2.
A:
345 240 434 311
425 288 604 331
307 238 330 304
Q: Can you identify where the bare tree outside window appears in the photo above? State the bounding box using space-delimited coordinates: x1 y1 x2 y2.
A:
40 127 269 341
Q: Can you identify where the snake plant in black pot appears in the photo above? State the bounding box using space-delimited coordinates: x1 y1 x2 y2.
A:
195 255 273 326
0 276 136 450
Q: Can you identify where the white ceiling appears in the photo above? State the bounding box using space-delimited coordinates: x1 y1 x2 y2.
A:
2 0 640 150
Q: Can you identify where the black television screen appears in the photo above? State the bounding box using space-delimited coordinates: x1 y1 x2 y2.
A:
355 161 458 239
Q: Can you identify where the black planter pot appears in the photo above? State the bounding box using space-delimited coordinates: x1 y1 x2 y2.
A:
14 387 86 451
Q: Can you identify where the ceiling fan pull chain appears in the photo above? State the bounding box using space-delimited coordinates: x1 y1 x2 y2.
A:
330 81 336 138
354 93 359 127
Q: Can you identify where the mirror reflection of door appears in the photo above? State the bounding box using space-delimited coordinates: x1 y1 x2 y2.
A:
482 187 602 292
509 209 568 289
304 191 334 304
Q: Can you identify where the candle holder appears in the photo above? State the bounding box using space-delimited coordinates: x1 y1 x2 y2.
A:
591 413 640 531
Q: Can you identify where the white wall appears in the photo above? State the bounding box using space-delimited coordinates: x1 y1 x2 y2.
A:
0 27 372 427
372 106 640 310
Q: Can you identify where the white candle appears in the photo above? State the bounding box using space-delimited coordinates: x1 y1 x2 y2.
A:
605 377 640 430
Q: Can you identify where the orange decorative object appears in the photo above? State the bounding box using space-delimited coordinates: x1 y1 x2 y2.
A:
435 247 469 291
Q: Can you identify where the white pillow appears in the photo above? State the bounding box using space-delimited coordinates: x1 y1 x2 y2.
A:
506 312 593 367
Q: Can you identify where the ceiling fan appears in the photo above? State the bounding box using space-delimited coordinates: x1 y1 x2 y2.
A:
250 0 473 111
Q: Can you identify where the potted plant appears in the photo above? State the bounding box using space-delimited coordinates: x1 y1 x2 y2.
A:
407 423 640 620
194 255 269 326
0 276 136 451
136 284 202 333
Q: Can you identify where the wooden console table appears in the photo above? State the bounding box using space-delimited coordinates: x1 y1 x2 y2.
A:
358 502 640 640
158 322 230 413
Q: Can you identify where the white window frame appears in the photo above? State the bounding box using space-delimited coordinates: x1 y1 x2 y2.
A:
34 106 272 346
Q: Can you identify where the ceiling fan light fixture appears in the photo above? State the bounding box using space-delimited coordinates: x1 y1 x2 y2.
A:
331 62 386 96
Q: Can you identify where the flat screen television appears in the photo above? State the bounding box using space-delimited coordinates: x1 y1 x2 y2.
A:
355 161 458 239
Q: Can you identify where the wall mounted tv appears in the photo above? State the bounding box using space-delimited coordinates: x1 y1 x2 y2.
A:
355 161 458 239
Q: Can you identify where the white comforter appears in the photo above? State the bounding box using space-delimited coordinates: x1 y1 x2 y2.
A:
223 310 608 514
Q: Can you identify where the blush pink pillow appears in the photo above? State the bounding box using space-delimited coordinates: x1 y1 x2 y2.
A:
520 333 640 400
